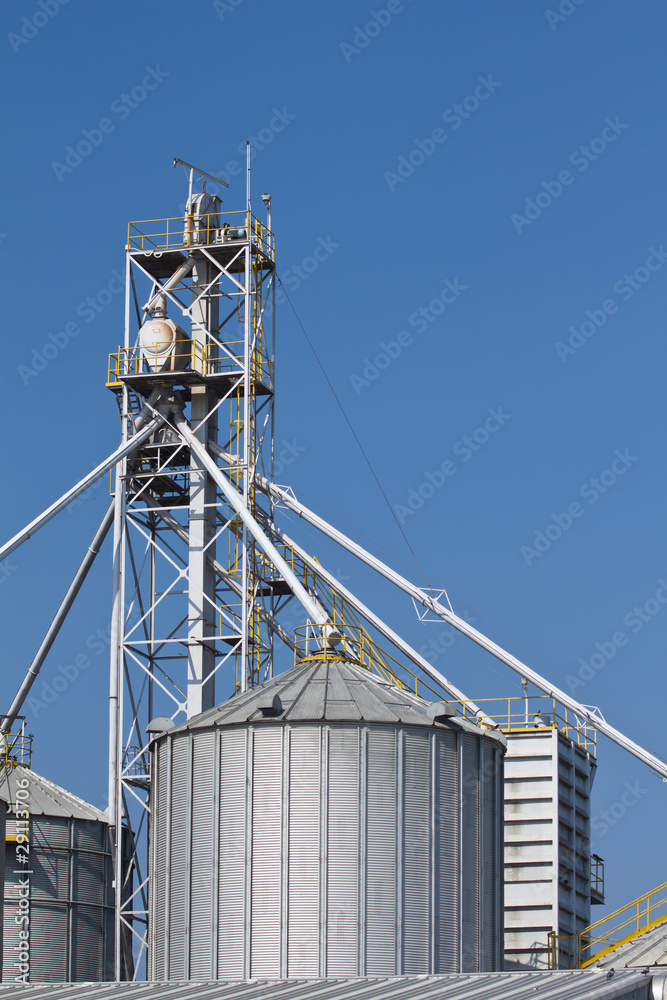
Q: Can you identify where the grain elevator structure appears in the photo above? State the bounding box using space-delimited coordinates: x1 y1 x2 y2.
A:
0 156 665 996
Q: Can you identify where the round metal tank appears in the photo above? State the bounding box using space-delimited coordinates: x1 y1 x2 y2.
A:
0 766 118 982
148 658 506 980
0 795 6 980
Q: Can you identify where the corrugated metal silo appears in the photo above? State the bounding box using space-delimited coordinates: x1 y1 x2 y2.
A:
0 766 123 982
148 658 506 980
0 796 5 980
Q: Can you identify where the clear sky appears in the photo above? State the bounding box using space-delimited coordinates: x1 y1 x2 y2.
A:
0 0 665 920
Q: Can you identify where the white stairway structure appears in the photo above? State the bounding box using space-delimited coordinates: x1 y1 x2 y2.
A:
503 717 601 969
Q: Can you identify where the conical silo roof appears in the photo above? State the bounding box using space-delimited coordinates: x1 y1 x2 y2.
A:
0 765 107 820
161 658 505 746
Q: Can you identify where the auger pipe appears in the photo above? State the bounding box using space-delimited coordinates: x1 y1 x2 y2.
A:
263 480 667 781
1 499 115 736
142 256 196 315
146 496 299 657
173 414 330 628
266 519 495 727
0 417 164 566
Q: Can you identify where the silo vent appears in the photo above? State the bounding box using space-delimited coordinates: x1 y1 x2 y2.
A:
258 694 283 717
426 701 458 723
146 716 176 735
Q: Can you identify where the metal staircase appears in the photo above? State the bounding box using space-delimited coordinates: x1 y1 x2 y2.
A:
549 881 667 969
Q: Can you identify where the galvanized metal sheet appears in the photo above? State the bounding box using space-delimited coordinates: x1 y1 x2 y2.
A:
0 970 652 1000
150 716 502 979
3 800 114 983
0 768 107 821
164 660 503 746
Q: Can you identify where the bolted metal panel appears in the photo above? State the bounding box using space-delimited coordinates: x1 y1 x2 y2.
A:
250 728 283 979
167 736 188 979
325 726 361 978
189 732 216 979
70 905 105 981
434 729 459 973
402 729 431 974
461 733 481 972
365 727 398 976
287 728 321 979
149 739 169 980
28 904 68 981
217 729 248 979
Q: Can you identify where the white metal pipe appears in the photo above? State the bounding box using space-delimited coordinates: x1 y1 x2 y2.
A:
0 417 163 566
1 500 115 735
173 414 329 627
267 518 496 725
142 256 196 315
108 455 125 982
264 480 667 780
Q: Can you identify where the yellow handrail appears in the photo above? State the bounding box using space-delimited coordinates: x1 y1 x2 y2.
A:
551 880 667 968
126 209 275 259
445 695 596 755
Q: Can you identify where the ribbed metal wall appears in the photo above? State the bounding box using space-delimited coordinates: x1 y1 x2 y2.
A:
2 815 114 982
149 721 504 979
0 799 5 980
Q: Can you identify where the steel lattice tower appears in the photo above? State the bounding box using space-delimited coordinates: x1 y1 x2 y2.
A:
106 157 281 973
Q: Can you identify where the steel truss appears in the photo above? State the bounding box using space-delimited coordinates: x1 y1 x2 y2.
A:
105 160 299 975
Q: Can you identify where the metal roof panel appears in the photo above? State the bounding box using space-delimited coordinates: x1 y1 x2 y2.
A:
0 972 651 1000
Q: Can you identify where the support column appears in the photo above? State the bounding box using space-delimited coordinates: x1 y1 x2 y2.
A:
186 258 219 716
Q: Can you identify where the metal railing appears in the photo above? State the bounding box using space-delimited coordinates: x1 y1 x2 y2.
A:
0 731 32 768
591 855 605 899
293 623 445 702
295 624 366 665
549 880 667 968
445 695 596 755
127 210 274 260
107 340 271 387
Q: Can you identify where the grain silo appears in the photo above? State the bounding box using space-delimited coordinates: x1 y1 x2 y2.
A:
147 656 506 981
0 765 127 982
0 795 5 980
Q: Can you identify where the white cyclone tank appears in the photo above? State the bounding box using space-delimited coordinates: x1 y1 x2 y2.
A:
148 657 506 980
139 318 188 372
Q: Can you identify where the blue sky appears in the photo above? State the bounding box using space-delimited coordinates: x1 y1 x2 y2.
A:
0 0 666 919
